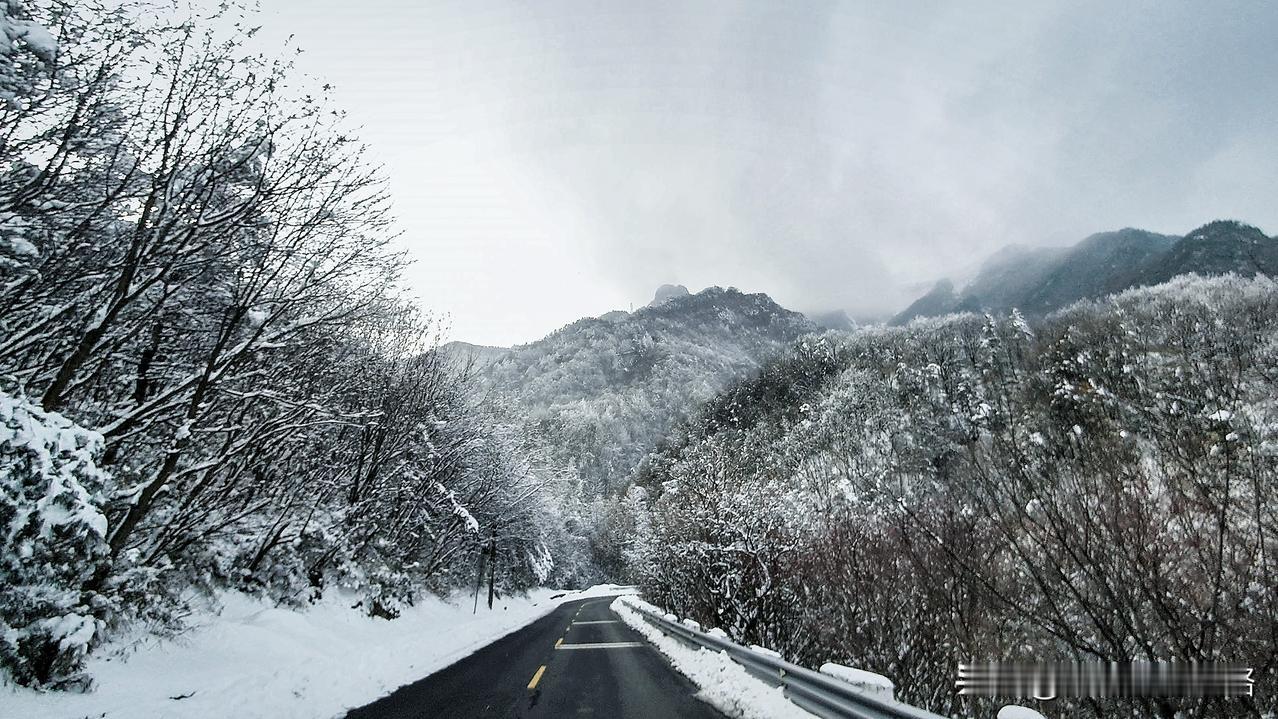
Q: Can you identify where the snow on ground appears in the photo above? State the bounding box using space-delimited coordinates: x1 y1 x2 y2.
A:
554 583 638 600
611 596 816 719
4 585 632 719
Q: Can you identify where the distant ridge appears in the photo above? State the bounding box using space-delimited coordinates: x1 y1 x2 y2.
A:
892 220 1273 324
1140 220 1278 287
805 309 857 331
439 341 509 369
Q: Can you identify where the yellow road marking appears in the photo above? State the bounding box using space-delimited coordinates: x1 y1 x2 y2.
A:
527 665 547 689
555 637 563 648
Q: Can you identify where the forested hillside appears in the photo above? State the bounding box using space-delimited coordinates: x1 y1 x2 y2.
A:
620 275 1278 718
0 2 584 690
477 286 816 493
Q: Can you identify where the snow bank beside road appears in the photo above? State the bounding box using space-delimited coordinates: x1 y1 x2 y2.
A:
4 586 625 719
611 596 815 719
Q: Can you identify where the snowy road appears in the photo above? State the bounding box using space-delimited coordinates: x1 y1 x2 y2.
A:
345 596 725 718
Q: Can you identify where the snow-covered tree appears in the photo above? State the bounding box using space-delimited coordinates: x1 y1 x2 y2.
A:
0 1 577 689
0 389 109 689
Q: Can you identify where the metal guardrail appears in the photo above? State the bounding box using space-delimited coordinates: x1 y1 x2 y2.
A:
630 602 953 719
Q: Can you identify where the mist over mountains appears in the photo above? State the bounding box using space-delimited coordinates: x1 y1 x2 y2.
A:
442 218 1275 497
893 220 1275 324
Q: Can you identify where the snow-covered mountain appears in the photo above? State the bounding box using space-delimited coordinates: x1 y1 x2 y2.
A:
892 220 1272 324
475 286 816 492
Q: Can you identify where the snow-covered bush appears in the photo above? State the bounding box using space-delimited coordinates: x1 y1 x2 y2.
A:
0 389 111 689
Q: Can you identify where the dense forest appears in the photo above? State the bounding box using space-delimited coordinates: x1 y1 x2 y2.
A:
618 274 1278 718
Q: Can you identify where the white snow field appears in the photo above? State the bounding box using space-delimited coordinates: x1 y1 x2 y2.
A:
3 585 634 719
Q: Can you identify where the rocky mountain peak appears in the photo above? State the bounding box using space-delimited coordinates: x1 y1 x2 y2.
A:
649 284 690 307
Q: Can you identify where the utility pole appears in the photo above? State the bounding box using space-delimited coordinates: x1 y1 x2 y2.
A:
472 530 489 614
473 526 497 613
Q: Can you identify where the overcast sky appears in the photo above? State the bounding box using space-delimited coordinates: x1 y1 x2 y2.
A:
253 0 1277 346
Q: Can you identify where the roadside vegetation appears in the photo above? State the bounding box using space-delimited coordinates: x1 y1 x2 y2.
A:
1 1 590 689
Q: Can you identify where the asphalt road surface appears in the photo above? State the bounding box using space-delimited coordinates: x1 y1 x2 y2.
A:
345 595 725 719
